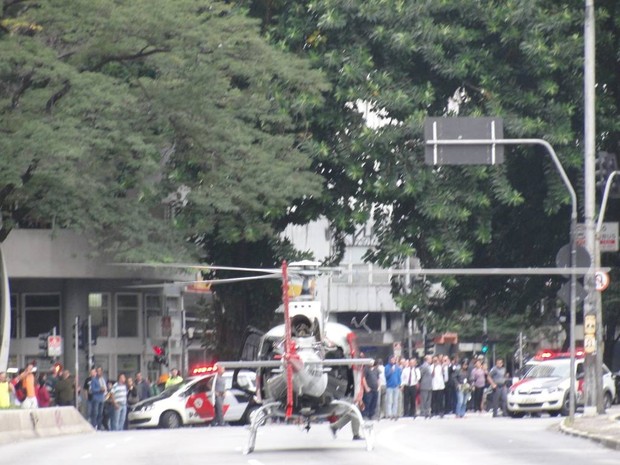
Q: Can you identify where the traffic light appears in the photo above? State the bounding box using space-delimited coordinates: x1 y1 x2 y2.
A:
424 335 435 355
595 151 620 196
38 332 50 357
72 320 86 350
78 322 87 350
153 345 168 366
481 334 490 354
91 325 98 346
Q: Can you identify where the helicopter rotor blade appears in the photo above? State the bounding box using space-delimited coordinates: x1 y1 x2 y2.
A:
123 273 281 289
108 262 281 274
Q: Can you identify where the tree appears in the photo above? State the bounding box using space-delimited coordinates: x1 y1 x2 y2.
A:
250 0 620 357
0 0 186 260
1 0 329 355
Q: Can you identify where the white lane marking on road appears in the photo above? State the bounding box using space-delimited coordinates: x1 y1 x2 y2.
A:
105 442 116 449
248 460 264 465
80 454 92 459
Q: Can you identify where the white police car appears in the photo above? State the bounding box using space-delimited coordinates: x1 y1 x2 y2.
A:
507 350 616 417
128 369 257 429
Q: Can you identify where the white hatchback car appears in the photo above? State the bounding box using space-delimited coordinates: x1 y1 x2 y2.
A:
507 352 616 417
128 370 257 429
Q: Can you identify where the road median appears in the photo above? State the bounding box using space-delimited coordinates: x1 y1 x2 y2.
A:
0 407 94 444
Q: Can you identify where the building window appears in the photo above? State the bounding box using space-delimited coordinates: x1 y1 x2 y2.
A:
116 293 139 337
332 263 351 284
89 293 110 338
352 264 370 284
24 294 60 337
117 354 140 378
10 294 17 339
92 354 110 381
370 265 391 285
145 295 162 338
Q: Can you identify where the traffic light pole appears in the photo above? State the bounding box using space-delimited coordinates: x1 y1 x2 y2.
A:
583 0 601 415
87 314 93 370
425 136 579 421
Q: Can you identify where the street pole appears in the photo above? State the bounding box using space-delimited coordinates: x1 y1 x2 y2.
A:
518 332 524 371
87 313 93 370
583 0 601 415
0 245 10 372
74 315 80 409
425 136 579 421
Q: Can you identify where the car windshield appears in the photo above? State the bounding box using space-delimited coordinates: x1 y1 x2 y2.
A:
527 361 570 379
516 363 537 379
157 381 187 399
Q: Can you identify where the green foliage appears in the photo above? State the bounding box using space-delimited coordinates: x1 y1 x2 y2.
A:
250 0 620 342
1 0 329 355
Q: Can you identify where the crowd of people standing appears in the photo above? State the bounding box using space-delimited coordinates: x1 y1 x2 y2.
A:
360 353 510 421
0 361 186 433
0 362 77 410
82 367 175 431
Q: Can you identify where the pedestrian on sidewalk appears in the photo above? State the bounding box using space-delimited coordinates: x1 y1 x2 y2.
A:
488 358 508 417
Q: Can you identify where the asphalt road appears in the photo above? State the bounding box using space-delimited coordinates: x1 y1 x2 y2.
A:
2 413 618 465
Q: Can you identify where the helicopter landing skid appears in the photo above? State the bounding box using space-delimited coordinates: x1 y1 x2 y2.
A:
244 402 280 455
243 400 375 454
329 400 375 451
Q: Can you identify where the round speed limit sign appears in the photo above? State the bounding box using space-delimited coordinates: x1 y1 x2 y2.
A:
595 271 610 292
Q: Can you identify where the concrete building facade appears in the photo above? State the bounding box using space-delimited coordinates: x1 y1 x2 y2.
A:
284 219 409 359
2 229 201 384
3 220 409 384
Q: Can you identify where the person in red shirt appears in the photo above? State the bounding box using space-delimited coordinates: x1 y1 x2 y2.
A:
36 373 51 408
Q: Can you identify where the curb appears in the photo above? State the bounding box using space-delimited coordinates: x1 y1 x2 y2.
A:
559 414 620 451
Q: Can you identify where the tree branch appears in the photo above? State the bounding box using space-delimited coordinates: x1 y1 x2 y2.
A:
0 184 15 207
0 160 36 206
3 0 32 14
90 46 170 72
45 79 71 113
10 71 34 109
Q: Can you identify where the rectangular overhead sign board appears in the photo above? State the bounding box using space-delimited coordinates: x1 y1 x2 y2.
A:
424 117 504 165
575 222 619 252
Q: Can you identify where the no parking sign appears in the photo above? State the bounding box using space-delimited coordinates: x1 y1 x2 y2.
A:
47 335 63 357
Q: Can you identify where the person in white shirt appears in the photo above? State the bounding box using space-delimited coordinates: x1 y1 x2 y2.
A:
376 359 386 420
401 358 420 418
431 356 446 417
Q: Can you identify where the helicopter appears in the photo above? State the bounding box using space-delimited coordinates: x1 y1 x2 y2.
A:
217 260 376 454
118 260 376 453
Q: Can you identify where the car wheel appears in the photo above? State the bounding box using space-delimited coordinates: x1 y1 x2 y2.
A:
160 411 182 429
548 411 560 417
603 392 613 410
508 411 525 418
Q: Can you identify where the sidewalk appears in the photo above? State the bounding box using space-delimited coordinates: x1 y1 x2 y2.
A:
560 413 620 450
